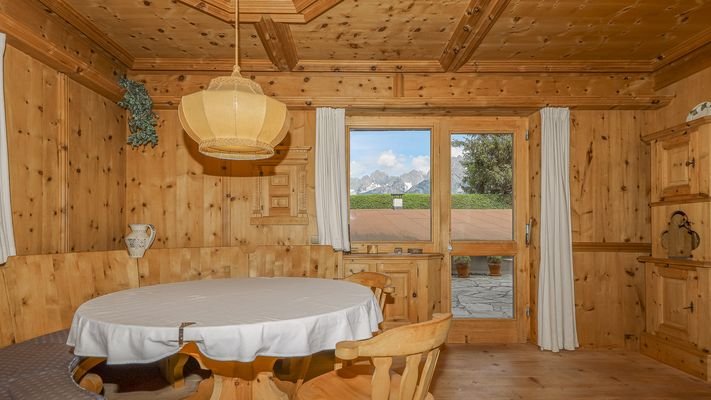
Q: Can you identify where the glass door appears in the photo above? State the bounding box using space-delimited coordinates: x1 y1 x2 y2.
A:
441 119 529 343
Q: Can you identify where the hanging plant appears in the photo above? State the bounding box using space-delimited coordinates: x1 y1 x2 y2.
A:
118 77 159 148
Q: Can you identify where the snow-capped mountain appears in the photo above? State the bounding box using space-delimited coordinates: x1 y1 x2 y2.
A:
350 155 467 195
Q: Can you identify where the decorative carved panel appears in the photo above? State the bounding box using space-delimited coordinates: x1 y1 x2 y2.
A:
661 211 701 259
251 146 310 225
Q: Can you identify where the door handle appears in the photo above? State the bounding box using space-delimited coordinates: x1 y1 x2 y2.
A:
682 302 695 313
686 158 696 167
525 218 533 247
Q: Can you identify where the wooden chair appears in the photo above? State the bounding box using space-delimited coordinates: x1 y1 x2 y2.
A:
295 313 452 400
345 271 395 316
277 272 395 397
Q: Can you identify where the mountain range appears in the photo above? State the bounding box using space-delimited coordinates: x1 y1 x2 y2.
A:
350 155 466 194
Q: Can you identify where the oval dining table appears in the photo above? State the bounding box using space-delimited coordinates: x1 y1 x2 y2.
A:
67 277 383 400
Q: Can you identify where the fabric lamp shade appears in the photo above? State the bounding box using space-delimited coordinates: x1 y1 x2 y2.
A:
178 74 290 160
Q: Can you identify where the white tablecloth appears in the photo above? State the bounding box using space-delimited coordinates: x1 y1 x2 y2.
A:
67 277 383 364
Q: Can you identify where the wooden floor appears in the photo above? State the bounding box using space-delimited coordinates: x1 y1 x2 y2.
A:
431 344 711 399
95 344 711 399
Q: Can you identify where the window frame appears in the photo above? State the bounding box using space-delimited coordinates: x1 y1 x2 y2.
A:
346 116 440 252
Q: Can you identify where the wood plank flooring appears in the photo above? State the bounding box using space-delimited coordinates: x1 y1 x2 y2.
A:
431 344 711 399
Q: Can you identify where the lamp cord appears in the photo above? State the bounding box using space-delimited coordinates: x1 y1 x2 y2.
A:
233 0 241 77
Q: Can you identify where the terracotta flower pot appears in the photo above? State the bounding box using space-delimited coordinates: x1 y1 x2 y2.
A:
455 263 470 278
488 262 502 276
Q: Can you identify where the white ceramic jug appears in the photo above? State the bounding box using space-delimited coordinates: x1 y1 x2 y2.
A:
124 224 156 258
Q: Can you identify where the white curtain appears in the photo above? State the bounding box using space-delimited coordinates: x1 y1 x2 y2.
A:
315 108 350 251
0 33 16 264
537 107 578 352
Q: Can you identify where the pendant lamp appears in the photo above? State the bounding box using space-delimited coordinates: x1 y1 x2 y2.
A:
178 0 290 160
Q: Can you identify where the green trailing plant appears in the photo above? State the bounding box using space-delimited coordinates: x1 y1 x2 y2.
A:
487 256 503 264
118 77 159 148
452 256 470 265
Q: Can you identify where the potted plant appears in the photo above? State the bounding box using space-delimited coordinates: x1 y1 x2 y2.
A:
453 256 470 278
487 256 503 276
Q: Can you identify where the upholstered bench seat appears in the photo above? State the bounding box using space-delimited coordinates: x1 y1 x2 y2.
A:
0 330 103 399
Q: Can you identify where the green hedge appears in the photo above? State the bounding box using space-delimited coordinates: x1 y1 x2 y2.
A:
349 194 392 209
452 194 511 209
350 194 511 209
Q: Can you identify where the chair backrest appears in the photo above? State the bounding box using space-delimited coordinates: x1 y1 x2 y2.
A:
344 271 394 314
335 313 452 400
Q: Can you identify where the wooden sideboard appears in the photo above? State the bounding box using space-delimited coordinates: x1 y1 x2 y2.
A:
640 116 711 381
343 253 442 329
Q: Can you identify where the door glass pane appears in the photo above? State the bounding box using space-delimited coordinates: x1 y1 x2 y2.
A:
451 133 513 241
349 129 431 242
451 255 514 319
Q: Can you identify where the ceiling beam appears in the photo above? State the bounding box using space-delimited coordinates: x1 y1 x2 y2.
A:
651 27 711 71
458 60 655 73
653 42 711 90
35 0 134 68
151 94 672 111
176 0 342 23
128 58 659 74
439 0 511 72
131 58 279 72
254 17 299 71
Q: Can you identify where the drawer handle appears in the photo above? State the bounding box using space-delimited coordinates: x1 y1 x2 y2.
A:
683 302 695 313
686 158 696 167
412 292 417 298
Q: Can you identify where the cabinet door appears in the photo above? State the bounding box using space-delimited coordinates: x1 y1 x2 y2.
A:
376 262 418 326
343 262 374 276
647 264 699 345
654 134 695 200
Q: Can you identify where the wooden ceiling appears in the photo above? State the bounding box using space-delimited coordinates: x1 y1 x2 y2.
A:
42 0 711 73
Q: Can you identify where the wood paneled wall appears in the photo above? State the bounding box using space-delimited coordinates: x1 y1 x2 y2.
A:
4 46 126 255
130 72 667 112
0 0 125 101
124 109 317 249
528 109 651 350
0 245 339 347
652 66 711 130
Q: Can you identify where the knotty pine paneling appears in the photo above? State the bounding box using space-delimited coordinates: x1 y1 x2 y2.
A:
0 0 125 100
125 110 227 249
652 66 711 130
66 80 126 252
4 46 128 255
5 46 64 255
573 252 646 350
227 110 317 247
570 110 652 244
133 72 660 111
0 268 14 345
529 109 651 350
125 109 316 249
0 251 138 344
527 111 541 344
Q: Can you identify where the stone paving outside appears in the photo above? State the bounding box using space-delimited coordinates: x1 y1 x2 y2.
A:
451 273 514 319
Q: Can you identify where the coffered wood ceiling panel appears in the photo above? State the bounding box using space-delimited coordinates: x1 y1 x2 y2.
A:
62 0 268 59
42 0 711 76
470 0 711 61
289 0 471 60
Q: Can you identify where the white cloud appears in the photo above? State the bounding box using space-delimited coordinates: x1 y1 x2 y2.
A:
377 150 400 168
350 160 367 178
451 146 464 158
411 155 430 173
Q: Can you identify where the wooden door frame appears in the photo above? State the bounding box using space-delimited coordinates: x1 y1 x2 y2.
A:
436 117 530 343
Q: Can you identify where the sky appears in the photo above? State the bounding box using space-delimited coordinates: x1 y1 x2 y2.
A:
350 130 432 178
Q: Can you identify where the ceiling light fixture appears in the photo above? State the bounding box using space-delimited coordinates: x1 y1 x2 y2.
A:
178 0 290 160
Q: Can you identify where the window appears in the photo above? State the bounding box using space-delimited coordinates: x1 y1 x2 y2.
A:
451 133 513 241
349 129 431 242
451 255 514 319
